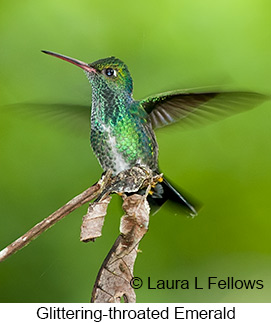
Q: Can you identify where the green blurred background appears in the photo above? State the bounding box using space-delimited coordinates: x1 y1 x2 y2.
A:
0 0 271 302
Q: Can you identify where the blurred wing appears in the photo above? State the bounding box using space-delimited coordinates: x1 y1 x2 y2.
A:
1 102 90 137
141 91 268 129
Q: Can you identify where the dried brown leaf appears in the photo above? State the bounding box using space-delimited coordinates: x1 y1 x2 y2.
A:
91 194 150 303
80 196 111 242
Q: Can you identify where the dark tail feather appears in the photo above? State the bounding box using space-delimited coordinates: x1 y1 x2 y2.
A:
147 177 199 216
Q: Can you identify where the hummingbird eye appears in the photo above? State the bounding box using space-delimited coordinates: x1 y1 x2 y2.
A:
103 67 117 77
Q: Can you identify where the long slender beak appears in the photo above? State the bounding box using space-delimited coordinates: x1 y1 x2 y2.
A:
42 50 96 73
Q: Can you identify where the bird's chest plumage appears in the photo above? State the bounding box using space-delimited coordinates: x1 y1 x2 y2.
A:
90 99 158 175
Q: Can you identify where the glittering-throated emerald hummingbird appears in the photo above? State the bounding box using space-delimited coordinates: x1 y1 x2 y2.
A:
42 50 267 216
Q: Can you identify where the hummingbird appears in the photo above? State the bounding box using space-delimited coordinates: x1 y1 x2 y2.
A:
42 50 267 216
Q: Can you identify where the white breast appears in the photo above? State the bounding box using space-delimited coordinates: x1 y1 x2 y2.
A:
107 133 130 173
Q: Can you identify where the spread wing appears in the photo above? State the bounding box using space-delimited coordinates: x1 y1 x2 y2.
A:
1 102 90 137
141 91 268 129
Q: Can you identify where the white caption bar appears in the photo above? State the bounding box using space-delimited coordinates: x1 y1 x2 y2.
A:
0 303 270 322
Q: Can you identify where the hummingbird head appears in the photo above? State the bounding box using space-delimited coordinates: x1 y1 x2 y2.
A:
42 50 133 96
89 56 133 95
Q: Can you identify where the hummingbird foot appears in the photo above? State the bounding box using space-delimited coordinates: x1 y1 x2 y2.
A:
150 174 164 187
146 173 164 197
94 165 156 202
